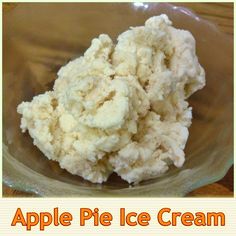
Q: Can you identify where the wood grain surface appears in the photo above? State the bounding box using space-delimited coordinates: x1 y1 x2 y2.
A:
2 2 234 197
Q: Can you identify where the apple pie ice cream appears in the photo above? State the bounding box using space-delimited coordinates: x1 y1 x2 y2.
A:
17 15 205 184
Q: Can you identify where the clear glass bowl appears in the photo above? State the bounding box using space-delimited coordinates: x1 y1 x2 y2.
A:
3 3 233 197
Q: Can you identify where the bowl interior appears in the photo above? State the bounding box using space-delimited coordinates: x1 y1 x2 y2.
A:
3 3 233 196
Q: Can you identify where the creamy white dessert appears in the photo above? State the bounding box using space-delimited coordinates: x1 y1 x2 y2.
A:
17 15 205 184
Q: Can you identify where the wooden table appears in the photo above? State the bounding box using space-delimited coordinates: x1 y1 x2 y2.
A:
3 2 233 197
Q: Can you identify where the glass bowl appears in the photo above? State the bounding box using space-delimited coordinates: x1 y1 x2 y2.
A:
3 3 233 197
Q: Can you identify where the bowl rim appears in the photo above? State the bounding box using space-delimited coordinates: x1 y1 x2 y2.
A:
3 143 233 197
